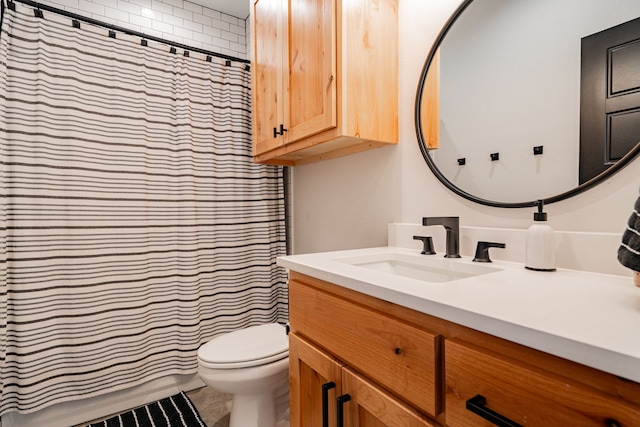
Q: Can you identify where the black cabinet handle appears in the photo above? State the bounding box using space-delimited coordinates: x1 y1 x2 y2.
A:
337 394 351 427
321 381 336 427
466 395 523 427
273 124 288 138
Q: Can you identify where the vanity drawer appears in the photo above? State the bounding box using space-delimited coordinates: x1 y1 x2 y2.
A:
445 339 640 427
289 278 442 416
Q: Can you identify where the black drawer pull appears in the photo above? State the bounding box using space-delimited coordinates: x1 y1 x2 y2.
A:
466 394 523 427
321 381 336 427
337 393 351 427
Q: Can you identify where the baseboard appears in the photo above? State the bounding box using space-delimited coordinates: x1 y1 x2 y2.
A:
1 374 205 427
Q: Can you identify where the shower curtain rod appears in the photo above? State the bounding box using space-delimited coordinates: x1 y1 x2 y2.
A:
2 0 250 64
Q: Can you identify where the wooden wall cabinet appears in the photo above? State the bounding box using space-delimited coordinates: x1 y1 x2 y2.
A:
250 0 398 166
288 271 640 427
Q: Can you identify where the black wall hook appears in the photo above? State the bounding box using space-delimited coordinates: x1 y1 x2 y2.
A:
490 152 500 161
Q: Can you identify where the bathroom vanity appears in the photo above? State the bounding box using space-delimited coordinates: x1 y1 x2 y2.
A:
279 247 640 427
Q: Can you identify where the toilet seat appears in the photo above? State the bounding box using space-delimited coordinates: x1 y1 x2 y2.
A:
198 323 289 369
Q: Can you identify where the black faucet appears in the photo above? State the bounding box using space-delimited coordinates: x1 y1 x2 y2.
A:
422 216 461 258
413 235 436 255
473 241 506 263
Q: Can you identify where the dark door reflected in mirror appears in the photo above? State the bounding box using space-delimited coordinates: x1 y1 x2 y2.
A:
416 0 640 208
581 16 640 184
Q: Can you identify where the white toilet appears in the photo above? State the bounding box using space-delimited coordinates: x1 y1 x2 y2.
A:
197 323 290 427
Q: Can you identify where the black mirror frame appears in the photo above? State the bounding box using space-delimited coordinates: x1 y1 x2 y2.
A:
415 0 640 209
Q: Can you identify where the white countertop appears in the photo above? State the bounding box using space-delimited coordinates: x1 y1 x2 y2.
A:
277 246 640 382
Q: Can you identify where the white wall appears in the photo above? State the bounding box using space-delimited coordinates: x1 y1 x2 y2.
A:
292 0 640 257
36 0 248 60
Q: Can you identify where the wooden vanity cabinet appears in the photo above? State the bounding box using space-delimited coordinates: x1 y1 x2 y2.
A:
288 274 441 417
250 0 398 166
290 333 435 427
288 271 640 427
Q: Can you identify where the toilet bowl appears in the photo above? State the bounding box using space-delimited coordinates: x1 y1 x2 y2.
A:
197 323 289 427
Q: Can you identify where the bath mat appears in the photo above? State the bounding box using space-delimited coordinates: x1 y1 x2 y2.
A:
87 391 206 427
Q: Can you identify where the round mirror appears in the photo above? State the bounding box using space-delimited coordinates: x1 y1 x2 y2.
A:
416 0 640 208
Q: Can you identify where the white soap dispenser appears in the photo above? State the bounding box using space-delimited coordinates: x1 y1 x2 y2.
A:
525 200 556 271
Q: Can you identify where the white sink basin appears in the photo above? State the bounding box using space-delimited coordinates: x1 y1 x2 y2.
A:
335 252 502 283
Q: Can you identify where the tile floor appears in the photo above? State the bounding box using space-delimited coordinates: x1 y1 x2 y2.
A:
81 386 290 427
187 387 233 427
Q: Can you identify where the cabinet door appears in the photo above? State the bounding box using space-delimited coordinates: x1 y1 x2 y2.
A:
286 0 337 143
341 368 437 427
290 333 344 427
252 0 287 155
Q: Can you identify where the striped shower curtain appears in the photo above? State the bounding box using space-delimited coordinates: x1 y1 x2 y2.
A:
0 2 287 415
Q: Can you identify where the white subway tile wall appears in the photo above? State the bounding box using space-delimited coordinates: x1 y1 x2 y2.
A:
36 0 248 59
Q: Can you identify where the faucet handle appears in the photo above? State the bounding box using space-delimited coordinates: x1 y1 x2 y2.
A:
413 235 436 255
473 241 506 263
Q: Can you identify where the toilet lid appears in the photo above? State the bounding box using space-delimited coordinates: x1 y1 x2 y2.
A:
198 323 288 368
